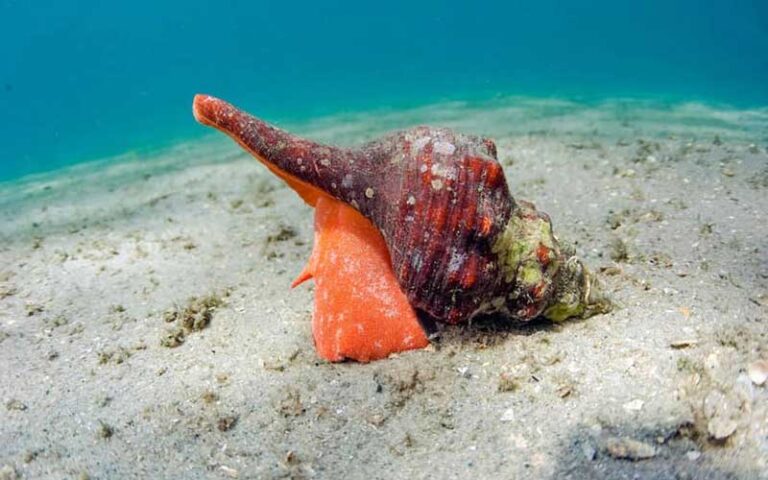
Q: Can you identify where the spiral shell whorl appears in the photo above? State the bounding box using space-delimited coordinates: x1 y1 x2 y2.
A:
345 127 515 323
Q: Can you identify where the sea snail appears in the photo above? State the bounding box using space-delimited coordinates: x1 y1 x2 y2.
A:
193 95 611 362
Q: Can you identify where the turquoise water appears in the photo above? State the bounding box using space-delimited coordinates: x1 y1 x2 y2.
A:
1 0 767 182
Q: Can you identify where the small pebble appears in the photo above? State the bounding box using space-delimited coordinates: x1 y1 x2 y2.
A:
556 385 572 398
707 416 737 441
0 465 18 480
367 413 387 427
500 408 515 422
602 436 656 460
623 399 644 412
5 399 27 411
582 443 596 461
747 360 768 386
219 465 239 478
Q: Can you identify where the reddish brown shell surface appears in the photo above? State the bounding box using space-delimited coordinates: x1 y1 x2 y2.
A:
336 127 516 323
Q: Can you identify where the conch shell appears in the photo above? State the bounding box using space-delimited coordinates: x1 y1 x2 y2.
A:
193 95 610 362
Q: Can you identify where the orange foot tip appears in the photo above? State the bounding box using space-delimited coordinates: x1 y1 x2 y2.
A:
292 196 429 362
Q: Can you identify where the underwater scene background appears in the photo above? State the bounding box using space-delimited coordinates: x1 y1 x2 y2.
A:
1 0 767 181
4 1 768 478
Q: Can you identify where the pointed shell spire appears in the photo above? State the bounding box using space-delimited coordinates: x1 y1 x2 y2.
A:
193 94 357 205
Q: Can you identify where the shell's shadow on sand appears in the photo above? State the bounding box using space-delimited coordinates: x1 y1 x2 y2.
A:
424 311 562 350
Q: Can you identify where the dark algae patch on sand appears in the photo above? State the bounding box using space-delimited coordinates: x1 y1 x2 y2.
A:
159 291 229 348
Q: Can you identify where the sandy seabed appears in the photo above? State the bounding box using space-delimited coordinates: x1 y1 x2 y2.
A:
1 97 767 479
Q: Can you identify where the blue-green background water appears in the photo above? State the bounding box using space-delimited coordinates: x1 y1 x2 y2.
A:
1 0 767 182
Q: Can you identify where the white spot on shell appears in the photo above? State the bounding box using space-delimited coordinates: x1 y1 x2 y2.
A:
410 253 423 271
447 249 466 273
430 163 458 180
365 187 375 199
433 141 456 155
419 164 428 173
320 158 331 167
431 179 443 190
407 195 416 206
342 174 354 188
413 136 431 151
